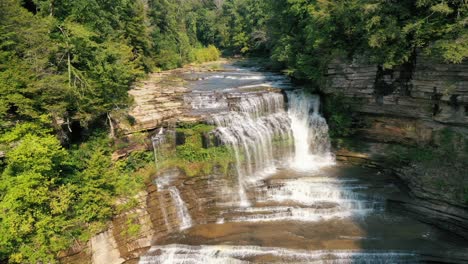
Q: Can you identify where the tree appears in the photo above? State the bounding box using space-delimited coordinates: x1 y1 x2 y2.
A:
0 134 72 263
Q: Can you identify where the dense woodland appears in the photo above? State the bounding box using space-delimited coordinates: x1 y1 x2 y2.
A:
0 0 466 262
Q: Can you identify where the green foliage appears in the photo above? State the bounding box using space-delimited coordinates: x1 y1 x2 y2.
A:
233 0 467 82
0 124 149 263
1 0 467 262
176 125 232 163
386 145 435 165
323 94 356 138
147 0 223 70
121 213 141 238
0 0 221 262
0 0 226 135
0 2 228 258
149 124 237 177
0 134 71 263
192 45 221 64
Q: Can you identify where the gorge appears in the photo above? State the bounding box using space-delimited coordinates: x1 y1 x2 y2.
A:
61 61 468 264
1 1 467 263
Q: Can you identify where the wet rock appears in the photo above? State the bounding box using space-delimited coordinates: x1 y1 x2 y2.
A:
175 131 186 146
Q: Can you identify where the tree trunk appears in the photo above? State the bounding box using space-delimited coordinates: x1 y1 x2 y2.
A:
107 113 115 139
49 0 54 17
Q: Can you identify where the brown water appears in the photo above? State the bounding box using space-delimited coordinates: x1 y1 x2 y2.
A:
140 165 468 263
142 64 468 263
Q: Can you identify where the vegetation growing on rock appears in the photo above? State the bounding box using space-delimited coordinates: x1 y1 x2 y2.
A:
0 0 467 262
157 124 236 177
387 128 468 204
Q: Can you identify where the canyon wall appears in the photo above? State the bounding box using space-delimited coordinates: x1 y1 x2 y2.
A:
60 167 237 264
323 54 468 238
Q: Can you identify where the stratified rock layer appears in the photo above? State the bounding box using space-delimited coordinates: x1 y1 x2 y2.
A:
325 54 468 239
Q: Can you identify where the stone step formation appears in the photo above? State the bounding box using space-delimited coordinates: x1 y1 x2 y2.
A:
63 62 468 264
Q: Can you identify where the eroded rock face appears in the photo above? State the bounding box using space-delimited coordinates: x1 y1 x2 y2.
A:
120 73 189 134
325 55 468 143
325 54 468 239
60 167 240 264
335 141 468 240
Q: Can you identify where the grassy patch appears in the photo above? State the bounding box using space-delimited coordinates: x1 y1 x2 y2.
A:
121 213 142 238
151 124 236 177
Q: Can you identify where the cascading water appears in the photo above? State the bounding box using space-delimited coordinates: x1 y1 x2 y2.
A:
287 90 334 170
139 245 418 264
208 90 335 206
138 65 465 264
158 193 172 232
168 187 193 230
210 92 293 206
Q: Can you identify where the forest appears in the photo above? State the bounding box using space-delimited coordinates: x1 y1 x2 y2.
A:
0 0 466 262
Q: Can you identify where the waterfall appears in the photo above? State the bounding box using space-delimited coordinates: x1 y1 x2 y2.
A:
210 92 293 206
139 245 418 264
209 91 337 206
287 90 334 170
152 129 165 168
168 187 193 230
158 193 172 232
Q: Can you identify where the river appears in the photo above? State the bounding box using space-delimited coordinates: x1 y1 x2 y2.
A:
140 62 468 263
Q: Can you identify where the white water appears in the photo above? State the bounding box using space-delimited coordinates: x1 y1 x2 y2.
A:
139 67 464 264
287 91 334 170
210 92 293 206
158 193 172 232
139 244 418 264
168 187 193 230
207 90 337 206
152 131 167 168
256 178 381 209
185 92 228 110
218 175 384 224
205 74 267 81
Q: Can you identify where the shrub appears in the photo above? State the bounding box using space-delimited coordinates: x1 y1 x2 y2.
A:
323 94 357 138
192 45 221 64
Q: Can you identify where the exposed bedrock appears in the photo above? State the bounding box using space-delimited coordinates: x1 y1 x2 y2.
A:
60 59 468 264
324 55 468 130
60 167 240 264
325 54 468 239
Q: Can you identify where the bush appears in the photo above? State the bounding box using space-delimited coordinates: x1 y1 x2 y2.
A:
149 124 236 177
323 94 357 138
192 45 221 64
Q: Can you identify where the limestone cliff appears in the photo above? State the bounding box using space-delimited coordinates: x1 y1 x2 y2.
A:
324 54 468 238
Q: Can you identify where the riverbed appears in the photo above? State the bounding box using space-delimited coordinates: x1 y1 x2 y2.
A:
139 62 468 263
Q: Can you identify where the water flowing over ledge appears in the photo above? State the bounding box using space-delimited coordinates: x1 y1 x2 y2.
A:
287 91 335 171
209 92 293 206
127 63 468 264
139 244 418 264
203 89 337 206
168 187 193 231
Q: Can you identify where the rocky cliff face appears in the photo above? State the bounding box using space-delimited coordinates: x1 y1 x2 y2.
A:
325 55 468 142
324 54 468 239
60 167 239 264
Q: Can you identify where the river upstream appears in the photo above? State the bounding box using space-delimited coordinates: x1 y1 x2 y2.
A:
138 63 468 264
